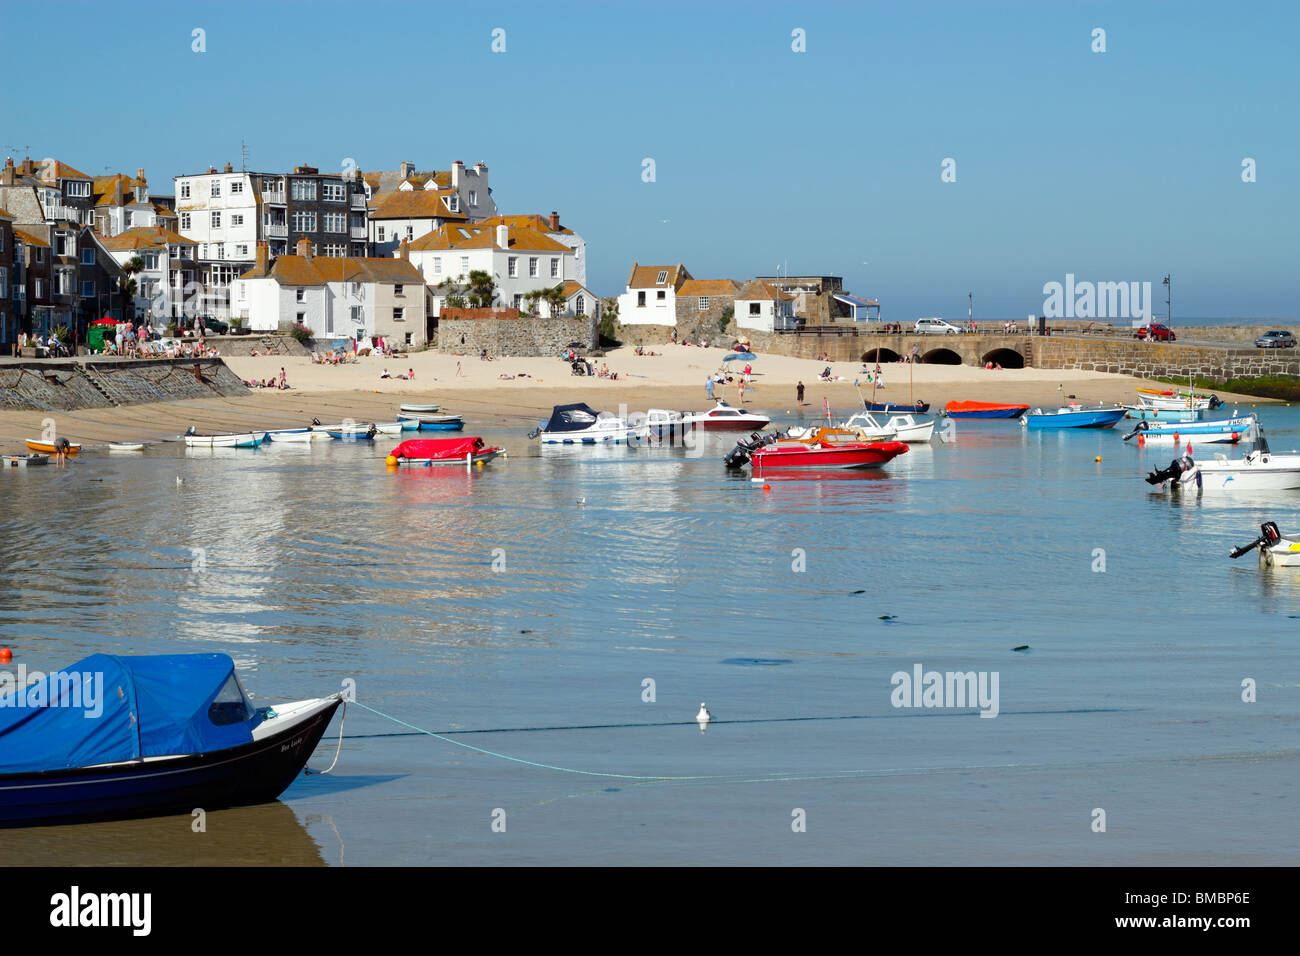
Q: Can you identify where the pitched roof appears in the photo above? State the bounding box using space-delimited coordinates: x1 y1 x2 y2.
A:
39 160 93 182
560 281 592 299
0 209 13 220
478 213 574 236
627 263 689 289
369 188 466 221
13 227 48 246
239 253 424 286
735 279 794 301
100 226 199 250
408 222 571 253
678 279 740 296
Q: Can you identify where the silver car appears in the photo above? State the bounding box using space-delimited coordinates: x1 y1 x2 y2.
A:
1255 330 1296 348
914 317 962 335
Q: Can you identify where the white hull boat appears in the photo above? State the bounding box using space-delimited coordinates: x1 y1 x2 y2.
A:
1230 522 1300 566
268 429 316 443
840 412 897 441
881 414 935 442
1148 450 1300 492
108 442 146 452
183 431 266 448
1124 414 1257 445
530 403 648 445
374 421 404 435
399 403 440 414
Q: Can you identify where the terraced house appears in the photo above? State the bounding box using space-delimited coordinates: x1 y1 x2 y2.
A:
0 211 13 351
363 159 497 257
101 226 199 324
90 170 175 237
618 263 740 339
232 238 428 348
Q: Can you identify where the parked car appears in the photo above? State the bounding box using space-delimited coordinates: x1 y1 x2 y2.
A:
1254 329 1296 349
1134 323 1176 342
914 317 962 335
204 317 230 336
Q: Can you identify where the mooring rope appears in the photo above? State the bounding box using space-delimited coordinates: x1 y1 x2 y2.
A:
305 700 347 775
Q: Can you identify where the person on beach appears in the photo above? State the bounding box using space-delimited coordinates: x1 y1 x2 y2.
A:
706 377 714 399
279 367 287 389
54 437 70 469
797 381 805 404
381 368 391 378
456 362 463 377
408 368 415 380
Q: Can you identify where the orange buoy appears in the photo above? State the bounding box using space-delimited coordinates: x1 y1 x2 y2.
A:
763 483 771 492
1095 456 1101 462
0 648 11 663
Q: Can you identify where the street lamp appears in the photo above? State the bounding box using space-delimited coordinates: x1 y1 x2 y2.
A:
1163 274 1171 324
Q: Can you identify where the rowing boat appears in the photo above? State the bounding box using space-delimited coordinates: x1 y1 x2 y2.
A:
25 439 81 456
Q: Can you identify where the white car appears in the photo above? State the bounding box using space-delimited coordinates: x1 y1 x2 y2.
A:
914 317 962 335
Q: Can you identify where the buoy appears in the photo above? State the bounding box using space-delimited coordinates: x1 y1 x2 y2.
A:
1138 433 1145 444
763 483 771 492
0 648 10 663
1095 456 1101 462
1173 433 1180 442
385 455 397 466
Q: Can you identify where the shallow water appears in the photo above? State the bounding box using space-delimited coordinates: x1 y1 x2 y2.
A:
1 405 1297 865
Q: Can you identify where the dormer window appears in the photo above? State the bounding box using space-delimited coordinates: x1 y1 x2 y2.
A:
448 195 459 213
656 270 668 283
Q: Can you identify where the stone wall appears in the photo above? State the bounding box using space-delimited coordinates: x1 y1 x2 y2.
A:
1033 338 1300 380
437 315 598 357
0 357 247 411
1175 325 1299 346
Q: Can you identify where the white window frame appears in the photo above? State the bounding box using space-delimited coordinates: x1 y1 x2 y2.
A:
528 257 538 278
508 257 517 278
211 211 222 228
210 181 221 197
230 180 243 194
179 182 191 199
550 258 559 278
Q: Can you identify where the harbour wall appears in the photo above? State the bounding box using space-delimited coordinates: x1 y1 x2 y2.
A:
0 358 247 411
437 315 598 358
1031 338 1300 380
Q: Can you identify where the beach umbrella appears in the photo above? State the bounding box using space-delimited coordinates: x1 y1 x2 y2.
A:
92 316 120 326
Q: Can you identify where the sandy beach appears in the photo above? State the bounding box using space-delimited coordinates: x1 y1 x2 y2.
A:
0 344 1274 454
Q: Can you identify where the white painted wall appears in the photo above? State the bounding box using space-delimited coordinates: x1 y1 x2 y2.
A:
617 287 677 326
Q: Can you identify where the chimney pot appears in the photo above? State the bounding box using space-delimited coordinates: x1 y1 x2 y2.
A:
297 236 313 260
549 211 559 231
399 238 410 261
495 224 509 249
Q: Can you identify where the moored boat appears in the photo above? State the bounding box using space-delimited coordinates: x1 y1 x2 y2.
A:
1122 401 1201 422
678 401 771 431
1148 447 1300 492
108 442 147 452
183 428 266 448
387 436 502 467
944 401 1030 419
1229 522 1300 566
319 422 378 441
725 428 909 471
398 403 440 414
529 403 648 444
0 653 341 827
397 413 464 431
1024 404 1127 429
267 427 315 443
25 439 81 456
1123 414 1256 445
374 421 404 435
861 400 930 415
5 454 48 467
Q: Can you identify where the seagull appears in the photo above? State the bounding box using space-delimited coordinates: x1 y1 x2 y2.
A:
176 476 184 485
576 497 586 507
696 702 712 733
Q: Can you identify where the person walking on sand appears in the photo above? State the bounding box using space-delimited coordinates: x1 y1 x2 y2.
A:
706 376 714 400
279 367 287 389
456 361 463 377
797 381 805 404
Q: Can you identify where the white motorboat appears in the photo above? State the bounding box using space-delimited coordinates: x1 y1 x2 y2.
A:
1229 522 1300 566
1123 414 1257 445
1147 448 1300 492
678 401 771 431
530 403 648 445
880 414 935 442
840 412 898 441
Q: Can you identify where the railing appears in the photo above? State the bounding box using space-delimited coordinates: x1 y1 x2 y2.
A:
262 192 286 205
350 226 367 239
265 223 288 238
350 195 367 210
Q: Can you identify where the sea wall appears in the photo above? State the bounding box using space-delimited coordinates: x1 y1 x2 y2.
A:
1032 338 1300 379
437 315 598 358
0 357 247 411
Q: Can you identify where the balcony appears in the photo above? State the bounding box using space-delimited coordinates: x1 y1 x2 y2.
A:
262 192 286 206
265 223 288 239
350 195 367 210
351 226 368 239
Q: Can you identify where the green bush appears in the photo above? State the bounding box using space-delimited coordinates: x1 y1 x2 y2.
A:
289 323 313 345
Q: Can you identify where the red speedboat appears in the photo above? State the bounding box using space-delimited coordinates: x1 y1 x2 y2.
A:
725 428 909 471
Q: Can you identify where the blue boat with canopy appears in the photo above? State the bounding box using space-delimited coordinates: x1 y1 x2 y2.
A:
0 653 340 827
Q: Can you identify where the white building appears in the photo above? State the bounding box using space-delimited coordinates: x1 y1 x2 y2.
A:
406 222 578 315
616 263 689 326
734 279 796 332
232 238 429 348
478 212 587 287
101 226 199 323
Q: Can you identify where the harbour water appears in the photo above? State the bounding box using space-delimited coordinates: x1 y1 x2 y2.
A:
1 406 1297 865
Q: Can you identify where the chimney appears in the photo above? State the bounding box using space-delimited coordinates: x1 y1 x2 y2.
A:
549 210 559 232
398 238 410 261
495 224 509 249
474 161 487 172
2 158 13 187
255 241 269 274
452 160 463 189
20 157 35 176
223 162 233 173
207 166 217 174
399 161 414 179
296 236 313 260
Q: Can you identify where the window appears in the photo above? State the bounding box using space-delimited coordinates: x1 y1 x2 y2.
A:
56 271 72 295
291 211 317 233
55 234 69 256
235 245 248 257
392 307 404 322
404 332 412 345
656 290 666 303
290 179 317 201
404 225 413 241
394 284 404 296
210 181 221 197
230 180 243 194
66 181 90 197
468 190 477 206
296 289 305 302
698 297 709 311
448 195 459 213
179 182 191 199
508 257 517 278
208 674 253 727
143 253 159 269
575 294 585 316
322 244 346 257
231 214 244 227
80 248 95 265
749 302 761 315
0 268 6 298
460 256 468 275
34 279 44 298
433 257 442 275
529 257 538 277
81 280 94 297
351 282 362 295
211 212 221 228
656 270 668 283
350 305 362 322
350 213 364 230
550 258 559 278
34 247 45 263
324 212 346 233
637 291 646 307
322 183 345 202
377 227 386 242
180 213 191 231
296 311 305 324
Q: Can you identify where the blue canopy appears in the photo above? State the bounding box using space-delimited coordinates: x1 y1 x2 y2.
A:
0 653 261 775
723 352 756 363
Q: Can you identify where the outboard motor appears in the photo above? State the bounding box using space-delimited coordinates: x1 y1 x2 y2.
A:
1208 394 1223 410
1229 521 1282 559
1123 420 1150 442
1145 454 1195 485
724 431 774 469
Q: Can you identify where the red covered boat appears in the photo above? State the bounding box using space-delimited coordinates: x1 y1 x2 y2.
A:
387 437 502 466
725 428 909 471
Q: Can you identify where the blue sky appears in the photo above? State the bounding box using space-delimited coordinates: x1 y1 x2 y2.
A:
3 0 1296 319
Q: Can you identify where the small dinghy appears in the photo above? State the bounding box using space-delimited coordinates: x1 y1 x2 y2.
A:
4 454 48 467
108 442 147 452
267 428 316 444
25 439 81 456
398 403 440 414
387 437 502 467
318 422 378 441
374 421 404 435
0 653 342 826
1230 522 1300 567
1123 414 1256 445
1024 404 1127 429
183 427 266 448
397 413 464 431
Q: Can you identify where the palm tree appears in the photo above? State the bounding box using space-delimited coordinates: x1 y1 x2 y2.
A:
542 283 568 318
467 270 496 308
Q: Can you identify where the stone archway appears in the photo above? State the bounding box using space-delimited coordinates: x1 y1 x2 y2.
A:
861 347 901 363
981 348 1025 369
923 347 962 365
